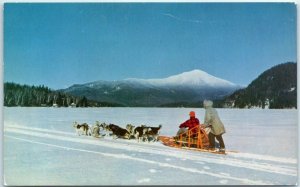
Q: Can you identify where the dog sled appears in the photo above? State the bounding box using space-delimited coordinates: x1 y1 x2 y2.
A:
159 125 228 155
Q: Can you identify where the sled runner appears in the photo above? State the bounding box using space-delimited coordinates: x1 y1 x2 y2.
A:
159 125 228 155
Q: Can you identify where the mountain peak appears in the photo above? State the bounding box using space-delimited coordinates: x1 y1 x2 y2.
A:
167 69 210 79
147 69 238 88
125 69 238 89
182 69 208 74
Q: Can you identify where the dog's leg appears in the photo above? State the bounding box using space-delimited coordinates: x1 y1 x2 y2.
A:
88 127 92 136
79 129 83 136
135 132 139 142
154 135 158 142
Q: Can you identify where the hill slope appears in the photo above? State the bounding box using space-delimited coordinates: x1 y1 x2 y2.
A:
224 62 297 109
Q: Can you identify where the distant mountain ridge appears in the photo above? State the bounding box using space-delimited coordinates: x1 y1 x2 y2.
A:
224 62 297 109
61 69 241 107
125 69 238 88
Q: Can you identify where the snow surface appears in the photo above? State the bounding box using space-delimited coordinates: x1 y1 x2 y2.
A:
3 107 298 185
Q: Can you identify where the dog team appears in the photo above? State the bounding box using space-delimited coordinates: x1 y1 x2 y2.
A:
73 121 162 142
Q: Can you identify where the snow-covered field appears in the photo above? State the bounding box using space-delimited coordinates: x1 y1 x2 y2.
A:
3 107 298 185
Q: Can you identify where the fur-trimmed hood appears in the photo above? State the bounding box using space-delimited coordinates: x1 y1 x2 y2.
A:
203 100 213 108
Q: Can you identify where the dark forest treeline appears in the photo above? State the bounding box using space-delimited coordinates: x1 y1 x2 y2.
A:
223 62 297 109
4 82 123 107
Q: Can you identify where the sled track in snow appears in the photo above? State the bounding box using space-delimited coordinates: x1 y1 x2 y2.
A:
4 125 298 184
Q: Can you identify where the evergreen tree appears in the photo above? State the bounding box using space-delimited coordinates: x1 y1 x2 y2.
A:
4 82 122 107
224 62 297 109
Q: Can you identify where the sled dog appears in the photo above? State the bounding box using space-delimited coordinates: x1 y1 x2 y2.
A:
90 121 101 138
73 122 91 136
107 124 130 139
143 124 162 142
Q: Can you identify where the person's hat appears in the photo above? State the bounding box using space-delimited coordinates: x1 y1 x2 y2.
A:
189 111 195 117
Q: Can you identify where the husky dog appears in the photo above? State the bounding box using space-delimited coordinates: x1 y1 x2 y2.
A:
126 124 135 134
99 122 107 131
73 121 91 136
133 125 147 142
126 124 135 139
108 124 130 139
99 122 113 136
143 125 162 142
132 124 162 142
90 121 101 138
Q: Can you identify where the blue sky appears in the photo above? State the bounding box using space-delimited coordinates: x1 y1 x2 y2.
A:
4 3 297 89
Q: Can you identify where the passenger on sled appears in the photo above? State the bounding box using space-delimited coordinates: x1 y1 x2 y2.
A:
174 111 200 141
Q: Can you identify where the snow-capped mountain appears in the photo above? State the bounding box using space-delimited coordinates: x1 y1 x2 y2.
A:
125 69 238 89
61 69 241 107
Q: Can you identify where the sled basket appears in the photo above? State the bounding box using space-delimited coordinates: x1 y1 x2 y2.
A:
177 125 209 149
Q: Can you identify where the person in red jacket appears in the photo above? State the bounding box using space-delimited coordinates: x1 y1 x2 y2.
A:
175 111 200 138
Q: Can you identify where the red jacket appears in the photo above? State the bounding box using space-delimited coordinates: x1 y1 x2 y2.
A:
179 117 200 134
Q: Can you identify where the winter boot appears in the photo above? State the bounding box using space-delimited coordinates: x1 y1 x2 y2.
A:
218 148 226 153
